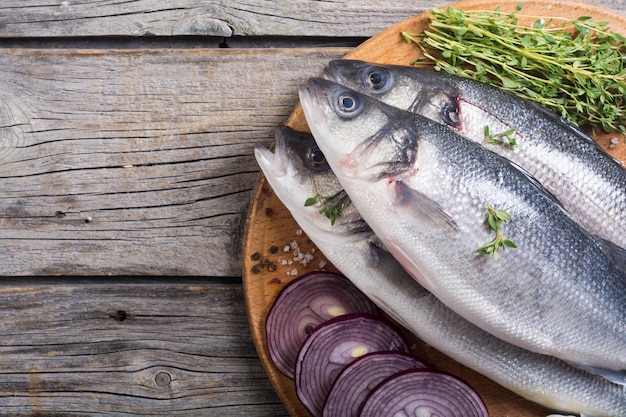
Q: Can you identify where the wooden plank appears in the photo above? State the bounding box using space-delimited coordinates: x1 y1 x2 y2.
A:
0 0 623 39
0 279 289 416
0 48 351 276
0 1 449 38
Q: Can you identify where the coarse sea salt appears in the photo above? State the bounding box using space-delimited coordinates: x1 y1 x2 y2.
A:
609 137 620 149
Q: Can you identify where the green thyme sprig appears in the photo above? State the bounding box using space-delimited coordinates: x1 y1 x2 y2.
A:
304 181 343 225
402 3 626 136
477 204 517 261
484 125 517 150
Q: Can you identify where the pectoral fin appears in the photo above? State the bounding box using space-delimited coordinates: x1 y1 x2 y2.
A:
573 362 626 386
393 179 457 232
599 237 626 276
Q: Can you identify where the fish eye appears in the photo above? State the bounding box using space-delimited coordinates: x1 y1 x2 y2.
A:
306 147 329 171
339 95 357 112
366 71 386 89
332 89 364 118
310 149 325 165
363 67 393 93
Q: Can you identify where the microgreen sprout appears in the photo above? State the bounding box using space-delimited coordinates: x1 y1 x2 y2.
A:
304 181 343 225
402 3 626 137
484 125 517 150
477 204 517 261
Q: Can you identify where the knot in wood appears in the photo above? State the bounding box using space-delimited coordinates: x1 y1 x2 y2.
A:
0 88 32 167
109 310 128 322
155 371 172 387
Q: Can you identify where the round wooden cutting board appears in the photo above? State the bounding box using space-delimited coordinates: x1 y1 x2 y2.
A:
242 1 626 416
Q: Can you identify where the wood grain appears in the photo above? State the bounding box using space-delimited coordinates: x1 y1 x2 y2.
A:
0 48 350 276
0 0 622 38
244 1 626 416
0 0 622 415
0 0 445 38
0 279 289 416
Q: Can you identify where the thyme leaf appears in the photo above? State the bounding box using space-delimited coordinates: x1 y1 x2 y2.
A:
304 181 343 225
484 125 517 150
402 3 626 137
319 204 342 226
477 204 517 261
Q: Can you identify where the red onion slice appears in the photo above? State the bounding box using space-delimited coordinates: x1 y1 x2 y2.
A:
322 351 428 417
295 313 408 417
359 369 489 417
265 271 379 379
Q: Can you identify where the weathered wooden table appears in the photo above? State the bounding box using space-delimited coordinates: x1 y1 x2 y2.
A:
0 1 623 415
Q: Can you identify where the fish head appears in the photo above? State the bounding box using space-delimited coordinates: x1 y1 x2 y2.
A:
254 125 367 234
276 124 330 175
324 59 462 130
299 77 420 181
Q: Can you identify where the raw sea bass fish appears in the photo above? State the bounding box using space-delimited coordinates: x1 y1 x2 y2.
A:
324 59 626 250
254 125 626 417
299 78 626 380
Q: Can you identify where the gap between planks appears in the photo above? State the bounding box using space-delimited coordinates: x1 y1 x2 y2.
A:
0 35 367 50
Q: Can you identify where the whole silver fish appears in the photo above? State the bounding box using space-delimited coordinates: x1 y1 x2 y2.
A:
299 77 626 381
254 125 626 417
324 59 626 250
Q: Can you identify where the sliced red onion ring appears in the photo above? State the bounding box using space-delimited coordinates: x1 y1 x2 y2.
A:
295 313 408 417
322 351 428 417
359 369 489 417
265 271 379 379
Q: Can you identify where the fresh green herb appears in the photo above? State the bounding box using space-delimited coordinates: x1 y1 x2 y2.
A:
319 204 342 226
304 181 343 225
483 125 517 149
402 3 626 136
477 204 517 261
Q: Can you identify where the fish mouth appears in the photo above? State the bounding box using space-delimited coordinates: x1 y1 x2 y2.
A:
299 80 328 127
253 126 295 179
324 59 369 86
254 146 285 179
323 60 344 83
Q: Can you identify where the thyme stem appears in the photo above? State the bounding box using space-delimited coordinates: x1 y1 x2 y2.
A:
403 3 626 135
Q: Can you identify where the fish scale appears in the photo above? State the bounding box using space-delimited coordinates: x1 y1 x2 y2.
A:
299 77 626 379
254 125 626 417
324 60 626 249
